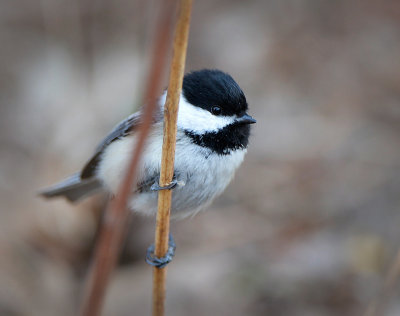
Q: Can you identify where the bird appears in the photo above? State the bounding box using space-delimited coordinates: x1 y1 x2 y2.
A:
40 69 256 266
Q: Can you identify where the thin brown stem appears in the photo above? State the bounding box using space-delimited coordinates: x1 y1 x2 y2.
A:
152 1 192 316
79 2 176 316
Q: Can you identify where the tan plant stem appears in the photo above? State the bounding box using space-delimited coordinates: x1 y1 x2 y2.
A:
152 1 192 316
79 2 176 315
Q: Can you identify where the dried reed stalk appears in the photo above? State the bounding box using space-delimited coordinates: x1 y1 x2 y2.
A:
152 1 192 315
79 2 176 315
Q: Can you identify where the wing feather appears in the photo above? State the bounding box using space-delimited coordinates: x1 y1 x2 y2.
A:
81 112 142 179
80 108 163 179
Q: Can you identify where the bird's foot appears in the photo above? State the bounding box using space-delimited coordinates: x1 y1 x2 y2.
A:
150 178 178 191
145 233 176 268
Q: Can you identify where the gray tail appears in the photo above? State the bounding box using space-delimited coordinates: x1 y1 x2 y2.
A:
39 173 104 202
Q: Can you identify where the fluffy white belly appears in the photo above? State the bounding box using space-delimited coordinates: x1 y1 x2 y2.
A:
97 128 246 219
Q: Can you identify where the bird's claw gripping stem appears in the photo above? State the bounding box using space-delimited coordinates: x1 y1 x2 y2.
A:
150 178 178 191
145 233 176 268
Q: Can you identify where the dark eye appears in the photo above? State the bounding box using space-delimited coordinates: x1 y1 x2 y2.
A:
211 106 222 115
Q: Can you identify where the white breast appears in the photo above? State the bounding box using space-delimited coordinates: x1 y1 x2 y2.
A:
97 126 246 219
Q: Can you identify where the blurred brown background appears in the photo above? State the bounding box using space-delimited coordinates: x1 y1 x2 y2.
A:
1 0 400 315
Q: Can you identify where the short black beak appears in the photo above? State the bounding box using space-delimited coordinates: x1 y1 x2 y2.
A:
236 114 256 124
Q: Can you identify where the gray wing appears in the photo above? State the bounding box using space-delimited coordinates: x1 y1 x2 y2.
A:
81 112 142 179
81 108 164 179
40 107 164 202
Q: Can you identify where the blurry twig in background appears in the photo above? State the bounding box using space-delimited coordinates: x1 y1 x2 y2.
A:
364 248 400 316
79 2 177 316
152 1 192 316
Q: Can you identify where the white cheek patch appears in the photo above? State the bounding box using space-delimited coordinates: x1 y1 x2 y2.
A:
158 92 236 134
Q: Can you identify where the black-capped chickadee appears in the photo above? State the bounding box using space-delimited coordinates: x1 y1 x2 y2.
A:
41 69 256 221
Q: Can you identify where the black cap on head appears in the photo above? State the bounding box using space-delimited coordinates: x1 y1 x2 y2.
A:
182 69 248 116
